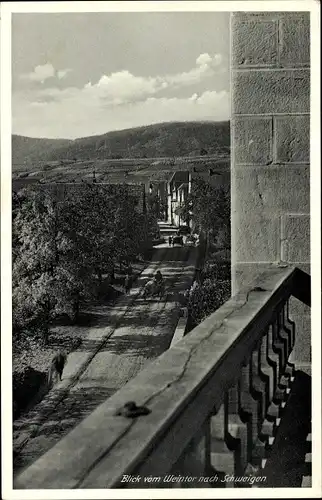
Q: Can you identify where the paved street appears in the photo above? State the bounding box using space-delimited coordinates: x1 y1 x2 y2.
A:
13 243 197 477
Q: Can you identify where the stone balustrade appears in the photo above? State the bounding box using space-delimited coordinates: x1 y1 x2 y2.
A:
15 266 310 490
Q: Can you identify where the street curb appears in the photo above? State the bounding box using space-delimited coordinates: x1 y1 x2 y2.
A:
169 250 198 348
170 309 189 348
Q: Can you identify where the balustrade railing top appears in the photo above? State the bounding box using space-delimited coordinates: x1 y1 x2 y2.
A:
15 266 310 490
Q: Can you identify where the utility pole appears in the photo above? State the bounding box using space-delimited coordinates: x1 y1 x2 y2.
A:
142 183 147 215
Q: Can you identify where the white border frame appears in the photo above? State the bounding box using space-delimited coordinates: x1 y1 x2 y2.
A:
1 2 321 499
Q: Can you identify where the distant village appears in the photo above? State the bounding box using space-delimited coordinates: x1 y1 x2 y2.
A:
12 154 230 228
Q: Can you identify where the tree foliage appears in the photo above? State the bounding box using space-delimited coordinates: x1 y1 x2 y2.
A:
188 278 230 327
187 261 231 329
12 183 155 342
177 178 230 236
177 180 231 330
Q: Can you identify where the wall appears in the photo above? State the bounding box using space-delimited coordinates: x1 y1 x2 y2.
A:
231 12 310 370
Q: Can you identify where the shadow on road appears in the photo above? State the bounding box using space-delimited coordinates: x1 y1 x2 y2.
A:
13 384 116 475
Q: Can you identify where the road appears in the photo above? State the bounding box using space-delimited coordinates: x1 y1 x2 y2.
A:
13 243 197 478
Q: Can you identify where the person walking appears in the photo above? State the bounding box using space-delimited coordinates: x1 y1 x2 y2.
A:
124 274 132 294
168 236 173 247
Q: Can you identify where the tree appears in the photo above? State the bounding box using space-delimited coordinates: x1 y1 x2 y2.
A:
13 189 64 341
13 186 95 337
147 191 164 220
188 278 230 327
175 177 230 241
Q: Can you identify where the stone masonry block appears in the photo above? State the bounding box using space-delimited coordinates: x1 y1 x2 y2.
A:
233 214 280 262
233 70 309 114
232 12 305 22
233 166 310 215
279 15 310 67
282 215 310 262
232 117 272 165
275 115 310 163
232 20 278 67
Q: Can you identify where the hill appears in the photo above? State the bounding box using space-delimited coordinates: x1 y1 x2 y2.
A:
12 121 230 169
12 135 73 166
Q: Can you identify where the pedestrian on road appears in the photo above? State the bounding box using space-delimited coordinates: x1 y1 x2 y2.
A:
47 351 67 387
168 236 173 246
154 270 163 284
124 274 132 294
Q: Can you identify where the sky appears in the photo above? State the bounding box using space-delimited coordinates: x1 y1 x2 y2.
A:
12 12 230 139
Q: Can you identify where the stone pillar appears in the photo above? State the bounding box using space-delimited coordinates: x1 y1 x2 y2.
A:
231 12 310 371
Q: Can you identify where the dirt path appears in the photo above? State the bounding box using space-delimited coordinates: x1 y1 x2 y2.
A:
13 244 197 478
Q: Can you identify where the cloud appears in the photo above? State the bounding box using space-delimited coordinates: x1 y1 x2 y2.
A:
20 63 72 83
13 52 228 137
80 52 223 105
13 89 229 139
84 70 162 105
20 63 55 83
196 53 212 66
198 53 222 67
57 68 72 80
165 52 222 87
20 53 223 104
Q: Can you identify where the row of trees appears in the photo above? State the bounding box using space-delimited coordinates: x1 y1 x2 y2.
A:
12 183 156 343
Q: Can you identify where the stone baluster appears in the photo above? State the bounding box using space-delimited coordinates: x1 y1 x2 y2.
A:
238 362 255 472
278 306 291 358
286 300 296 349
281 302 296 378
170 419 213 488
228 381 249 479
271 314 289 403
210 395 237 487
252 339 270 423
260 327 280 436
245 350 267 468
275 309 291 390
270 317 284 384
263 314 291 448
258 329 275 407
275 309 291 377
265 325 279 403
